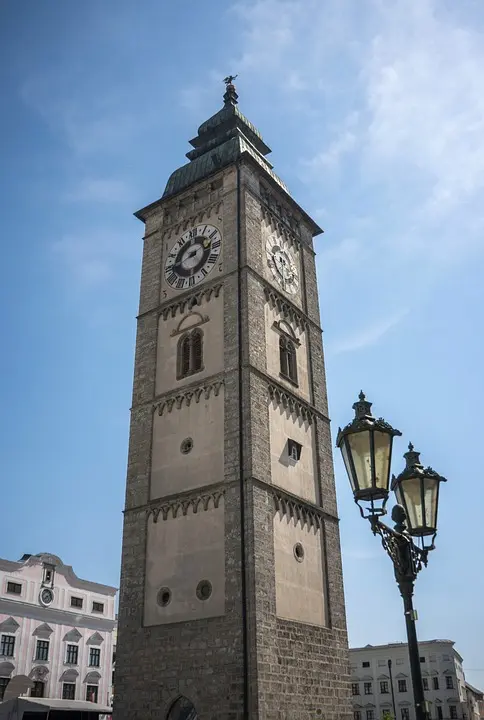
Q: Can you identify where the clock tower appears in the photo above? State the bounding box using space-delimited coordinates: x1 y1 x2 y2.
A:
114 80 351 720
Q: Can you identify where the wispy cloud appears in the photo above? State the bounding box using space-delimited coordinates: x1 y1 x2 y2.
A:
51 230 136 287
329 309 409 355
63 178 131 204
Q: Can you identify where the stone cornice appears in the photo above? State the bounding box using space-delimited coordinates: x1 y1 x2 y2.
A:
268 383 315 425
0 598 116 633
146 486 225 523
154 378 224 416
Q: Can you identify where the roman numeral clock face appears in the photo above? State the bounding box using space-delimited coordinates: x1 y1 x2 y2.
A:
164 224 222 291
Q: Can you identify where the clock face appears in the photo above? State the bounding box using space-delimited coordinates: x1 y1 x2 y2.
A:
164 224 222 291
40 588 54 606
266 238 299 294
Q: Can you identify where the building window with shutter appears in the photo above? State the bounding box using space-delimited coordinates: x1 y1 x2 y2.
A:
279 336 298 385
177 329 204 379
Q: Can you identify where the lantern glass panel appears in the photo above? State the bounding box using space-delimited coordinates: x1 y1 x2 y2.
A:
423 476 439 533
397 476 422 532
373 430 392 493
347 430 372 492
341 440 356 492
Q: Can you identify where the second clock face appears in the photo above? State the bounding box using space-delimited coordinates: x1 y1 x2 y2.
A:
266 238 299 294
164 224 222 291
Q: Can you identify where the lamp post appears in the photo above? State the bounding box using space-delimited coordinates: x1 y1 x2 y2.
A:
336 393 447 720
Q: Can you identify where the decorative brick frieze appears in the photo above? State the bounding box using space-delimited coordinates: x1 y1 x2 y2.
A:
268 382 315 424
159 282 223 321
161 200 223 241
154 378 224 416
263 285 309 332
146 488 225 523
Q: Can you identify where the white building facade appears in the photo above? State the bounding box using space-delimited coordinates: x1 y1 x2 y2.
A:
350 641 468 720
0 553 116 705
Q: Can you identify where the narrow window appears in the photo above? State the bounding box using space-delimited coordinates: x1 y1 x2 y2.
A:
354 712 362 720
352 683 360 696
423 678 429 691
286 340 298 384
398 679 407 693
367 710 375 720
380 681 389 694
35 640 49 661
401 709 410 720
446 676 454 689
436 707 443 720
177 330 204 379
279 336 288 377
31 681 45 698
450 707 458 720
364 682 372 695
66 644 79 664
0 635 15 657
362 661 371 668
288 439 302 462
62 683 76 700
89 648 101 667
433 677 439 690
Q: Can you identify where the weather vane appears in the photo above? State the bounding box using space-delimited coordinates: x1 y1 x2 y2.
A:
223 75 238 85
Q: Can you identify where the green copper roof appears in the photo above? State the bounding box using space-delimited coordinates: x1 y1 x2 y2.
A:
162 81 287 198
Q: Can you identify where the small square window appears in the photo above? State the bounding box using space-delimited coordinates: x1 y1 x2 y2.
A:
420 657 426 663
362 661 370 668
433 677 439 690
70 597 83 609
288 439 302 462
92 602 104 613
378 659 386 667
6 582 22 595
430 655 437 662
396 658 404 665
442 654 450 661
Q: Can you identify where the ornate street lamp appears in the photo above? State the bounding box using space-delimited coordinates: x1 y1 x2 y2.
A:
337 393 447 720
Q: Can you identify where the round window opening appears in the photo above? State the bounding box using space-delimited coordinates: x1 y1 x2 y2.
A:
294 542 305 562
196 580 213 601
180 437 193 454
157 587 172 607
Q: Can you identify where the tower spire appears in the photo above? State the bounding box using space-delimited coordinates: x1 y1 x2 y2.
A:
223 74 238 106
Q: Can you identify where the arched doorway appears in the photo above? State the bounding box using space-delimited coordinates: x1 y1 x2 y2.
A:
166 695 198 720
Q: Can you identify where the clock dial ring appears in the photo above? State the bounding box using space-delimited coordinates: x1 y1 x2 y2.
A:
164 224 222 291
265 238 299 294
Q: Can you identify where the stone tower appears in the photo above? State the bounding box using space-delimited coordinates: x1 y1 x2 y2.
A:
114 81 351 720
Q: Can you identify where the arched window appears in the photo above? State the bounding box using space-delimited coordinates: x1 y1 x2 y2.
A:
177 329 204 380
167 695 198 720
279 336 298 385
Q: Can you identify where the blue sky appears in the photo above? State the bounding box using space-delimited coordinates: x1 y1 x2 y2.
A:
1 0 484 689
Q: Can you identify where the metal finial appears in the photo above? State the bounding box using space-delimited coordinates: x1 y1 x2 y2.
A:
408 442 414 452
223 75 239 107
352 391 373 420
404 443 421 469
359 390 366 401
